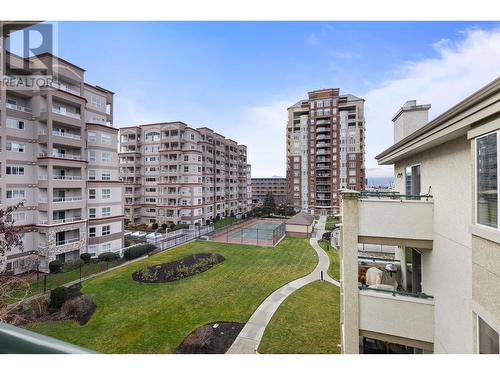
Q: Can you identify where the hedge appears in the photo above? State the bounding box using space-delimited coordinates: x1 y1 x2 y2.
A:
123 243 156 261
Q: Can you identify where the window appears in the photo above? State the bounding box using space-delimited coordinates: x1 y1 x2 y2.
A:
405 164 421 197
6 189 25 199
101 152 111 162
101 243 111 252
101 171 111 181
101 207 111 217
101 134 111 145
88 150 96 162
8 212 25 223
102 189 111 199
6 118 24 129
88 132 97 143
478 316 499 354
91 95 104 109
184 166 189 173
89 208 96 218
88 170 96 180
6 142 25 152
184 155 189 161
89 227 96 238
88 189 96 199
102 225 111 236
6 166 25 175
477 133 498 228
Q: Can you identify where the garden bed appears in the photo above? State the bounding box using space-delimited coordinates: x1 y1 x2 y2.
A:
176 321 244 354
132 253 225 283
5 283 96 326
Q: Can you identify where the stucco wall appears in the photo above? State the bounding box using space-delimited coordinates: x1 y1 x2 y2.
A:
394 136 473 353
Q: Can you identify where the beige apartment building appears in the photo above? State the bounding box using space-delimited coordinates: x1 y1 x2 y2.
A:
251 177 286 205
339 77 500 354
0 47 124 274
286 89 365 215
119 123 251 225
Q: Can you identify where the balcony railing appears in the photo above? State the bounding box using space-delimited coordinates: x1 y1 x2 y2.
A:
52 107 81 119
50 81 81 96
51 152 82 160
359 191 432 201
53 175 82 180
359 284 434 300
55 238 80 246
6 102 32 113
51 217 83 224
53 196 82 203
52 130 81 140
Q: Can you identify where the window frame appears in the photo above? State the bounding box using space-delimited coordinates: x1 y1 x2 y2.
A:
477 314 500 354
475 130 500 230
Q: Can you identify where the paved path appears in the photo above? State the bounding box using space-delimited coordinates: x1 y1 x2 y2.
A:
226 215 339 354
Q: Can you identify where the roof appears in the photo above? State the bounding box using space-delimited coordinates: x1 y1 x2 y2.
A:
286 211 315 226
376 76 500 164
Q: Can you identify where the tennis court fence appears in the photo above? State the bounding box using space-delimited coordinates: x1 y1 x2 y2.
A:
207 218 286 247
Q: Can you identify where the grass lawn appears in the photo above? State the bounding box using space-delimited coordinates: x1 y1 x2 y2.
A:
259 281 341 354
213 216 238 229
325 215 338 231
25 237 317 353
318 239 340 281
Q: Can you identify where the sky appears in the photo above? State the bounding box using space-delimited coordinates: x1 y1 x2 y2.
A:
19 21 500 177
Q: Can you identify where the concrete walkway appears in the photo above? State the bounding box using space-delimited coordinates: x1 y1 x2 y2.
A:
226 215 339 354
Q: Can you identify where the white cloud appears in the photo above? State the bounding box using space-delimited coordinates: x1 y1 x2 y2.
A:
224 100 293 177
363 27 500 174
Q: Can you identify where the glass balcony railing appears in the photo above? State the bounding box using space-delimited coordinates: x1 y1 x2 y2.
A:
6 102 32 113
359 284 434 300
359 191 432 201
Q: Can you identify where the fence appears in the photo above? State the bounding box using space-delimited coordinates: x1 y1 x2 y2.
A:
207 218 286 247
143 225 214 251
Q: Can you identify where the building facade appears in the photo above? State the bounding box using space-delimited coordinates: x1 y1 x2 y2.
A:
339 78 500 354
286 89 365 215
251 177 286 205
119 123 251 226
0 50 124 274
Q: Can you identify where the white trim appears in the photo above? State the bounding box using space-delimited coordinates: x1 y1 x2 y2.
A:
474 130 499 230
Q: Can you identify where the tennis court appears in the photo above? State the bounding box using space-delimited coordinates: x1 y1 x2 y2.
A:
208 218 286 247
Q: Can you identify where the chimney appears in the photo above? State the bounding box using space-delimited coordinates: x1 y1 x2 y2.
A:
392 100 431 143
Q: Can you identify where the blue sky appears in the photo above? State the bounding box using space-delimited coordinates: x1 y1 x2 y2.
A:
20 22 500 176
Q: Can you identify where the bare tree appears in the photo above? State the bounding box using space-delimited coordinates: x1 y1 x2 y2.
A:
0 201 31 322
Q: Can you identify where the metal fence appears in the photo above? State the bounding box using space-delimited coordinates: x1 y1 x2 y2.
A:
144 226 214 251
208 219 286 247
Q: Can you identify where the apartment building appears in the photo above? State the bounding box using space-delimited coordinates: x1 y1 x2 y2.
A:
286 89 365 215
0 48 124 274
119 123 251 225
339 77 500 354
251 177 286 205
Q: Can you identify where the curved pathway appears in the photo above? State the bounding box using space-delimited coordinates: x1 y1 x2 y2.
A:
226 215 339 354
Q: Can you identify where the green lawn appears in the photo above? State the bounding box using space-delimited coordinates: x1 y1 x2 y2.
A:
259 281 341 354
25 237 317 353
213 216 238 229
318 239 340 281
325 215 338 231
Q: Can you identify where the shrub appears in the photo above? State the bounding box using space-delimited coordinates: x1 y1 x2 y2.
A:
97 252 119 262
322 232 331 241
63 259 83 272
30 295 49 318
123 243 156 261
205 219 211 225
151 222 159 230
50 287 68 309
49 260 63 274
61 295 94 318
80 253 92 263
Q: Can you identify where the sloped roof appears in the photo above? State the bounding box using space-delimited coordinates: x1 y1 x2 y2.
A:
286 211 314 226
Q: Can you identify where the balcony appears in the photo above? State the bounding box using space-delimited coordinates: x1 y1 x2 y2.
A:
55 238 80 247
52 130 81 140
6 102 32 113
53 196 82 203
51 216 83 225
50 81 81 96
53 175 82 181
52 107 81 119
358 287 435 344
357 193 434 247
50 152 82 161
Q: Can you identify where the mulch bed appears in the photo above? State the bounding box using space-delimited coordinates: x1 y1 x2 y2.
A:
176 321 245 354
132 253 225 283
4 283 96 326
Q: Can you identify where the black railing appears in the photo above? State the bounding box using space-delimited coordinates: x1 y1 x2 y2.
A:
359 191 432 201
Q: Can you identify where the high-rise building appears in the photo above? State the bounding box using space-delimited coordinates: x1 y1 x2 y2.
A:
119 123 251 225
286 89 365 215
251 177 287 205
0 50 124 274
